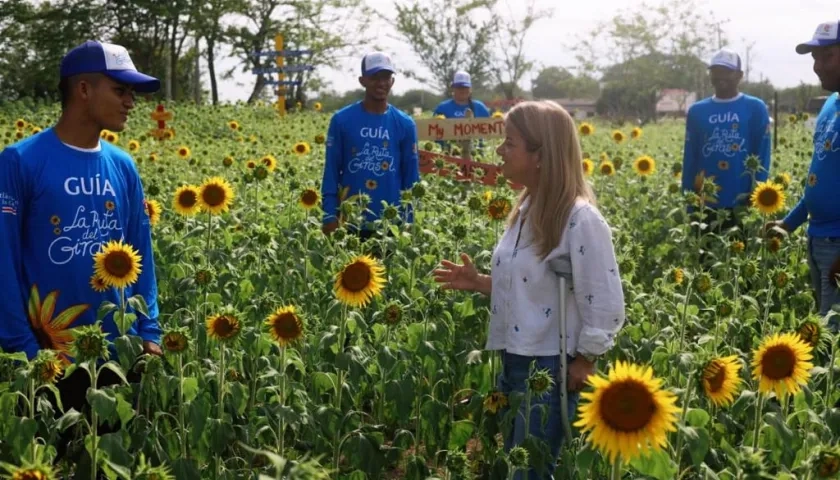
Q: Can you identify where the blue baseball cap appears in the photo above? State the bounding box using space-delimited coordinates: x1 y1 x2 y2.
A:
452 70 471 87
796 21 840 54
60 40 161 93
709 48 742 71
361 52 396 76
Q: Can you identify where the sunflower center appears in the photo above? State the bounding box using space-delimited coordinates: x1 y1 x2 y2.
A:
703 361 726 393
761 345 795 380
639 160 650 171
214 316 236 337
179 191 197 208
202 185 226 207
104 251 133 278
819 456 840 476
598 380 656 432
301 190 318 205
296 144 306 153
757 188 779 207
272 313 301 338
341 261 372 293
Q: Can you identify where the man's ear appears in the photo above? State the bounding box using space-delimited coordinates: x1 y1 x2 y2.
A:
359 76 366 88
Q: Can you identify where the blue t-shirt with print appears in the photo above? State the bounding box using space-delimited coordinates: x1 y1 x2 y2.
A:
681 93 772 208
321 101 420 228
783 93 840 237
0 128 161 361
433 99 491 119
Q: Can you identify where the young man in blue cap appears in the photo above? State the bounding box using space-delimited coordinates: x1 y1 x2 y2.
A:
432 70 492 155
682 47 772 241
767 20 840 327
0 40 162 470
321 51 420 240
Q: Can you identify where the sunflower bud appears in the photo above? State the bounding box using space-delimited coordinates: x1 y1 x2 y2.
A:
495 173 507 188
467 195 484 212
411 181 427 199
527 368 554 397
346 236 360 250
668 183 680 194
254 166 268 181
445 450 470 479
382 301 403 325
383 205 399 221
147 184 160 196
670 267 685 285
509 446 529 470
453 224 467 240
31 350 63 385
694 272 712 294
796 320 824 350
730 240 745 254
162 328 190 354
809 445 840 479
72 324 110 362
194 269 214 286
482 391 508 415
745 154 761 172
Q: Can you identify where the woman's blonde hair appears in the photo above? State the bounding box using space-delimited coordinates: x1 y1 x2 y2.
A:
504 100 596 260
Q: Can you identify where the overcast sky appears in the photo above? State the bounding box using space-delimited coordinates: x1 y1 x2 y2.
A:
208 0 837 103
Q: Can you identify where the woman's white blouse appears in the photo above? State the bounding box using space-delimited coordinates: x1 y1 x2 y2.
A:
486 197 626 357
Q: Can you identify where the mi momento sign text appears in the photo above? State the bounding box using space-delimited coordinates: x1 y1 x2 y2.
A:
416 118 506 141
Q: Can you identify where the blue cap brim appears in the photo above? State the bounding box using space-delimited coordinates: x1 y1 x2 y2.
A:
708 63 739 71
363 66 395 76
452 82 471 87
104 70 161 93
796 39 840 54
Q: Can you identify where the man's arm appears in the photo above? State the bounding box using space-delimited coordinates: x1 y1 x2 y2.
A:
321 116 343 227
125 161 161 347
400 116 421 223
0 149 40 359
681 108 700 193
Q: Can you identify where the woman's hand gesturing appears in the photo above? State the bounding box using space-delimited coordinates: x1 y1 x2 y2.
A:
433 253 482 292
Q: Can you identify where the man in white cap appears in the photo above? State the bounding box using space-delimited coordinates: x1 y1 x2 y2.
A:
432 70 492 155
766 20 840 327
0 40 162 473
681 47 772 248
321 51 420 242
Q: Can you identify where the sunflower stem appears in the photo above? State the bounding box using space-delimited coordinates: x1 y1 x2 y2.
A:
178 354 187 459
752 394 764 450
826 337 837 411
90 360 99 480
610 456 622 480
215 342 227 479
28 376 36 463
677 280 693 355
203 212 212 354
674 374 694 466
278 346 286 455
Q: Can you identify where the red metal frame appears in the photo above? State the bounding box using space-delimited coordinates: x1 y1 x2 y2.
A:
418 149 523 190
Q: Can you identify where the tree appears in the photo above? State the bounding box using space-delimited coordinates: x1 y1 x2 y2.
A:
387 0 497 95
191 0 244 105
488 0 550 100
571 0 726 119
531 66 600 100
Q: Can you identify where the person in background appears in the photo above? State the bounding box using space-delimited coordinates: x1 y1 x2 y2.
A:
0 40 162 472
433 70 492 156
766 20 840 328
682 48 772 237
433 101 625 480
321 51 420 241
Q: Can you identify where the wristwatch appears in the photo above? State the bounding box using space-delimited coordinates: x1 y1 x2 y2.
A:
577 352 599 363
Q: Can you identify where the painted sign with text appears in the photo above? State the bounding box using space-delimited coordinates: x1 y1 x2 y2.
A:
416 118 506 141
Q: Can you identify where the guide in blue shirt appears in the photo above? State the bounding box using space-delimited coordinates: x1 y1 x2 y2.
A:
432 71 491 153
0 39 163 467
767 20 840 323
321 51 420 240
682 48 771 232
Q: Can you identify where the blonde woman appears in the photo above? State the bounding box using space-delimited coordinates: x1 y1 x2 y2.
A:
434 101 625 479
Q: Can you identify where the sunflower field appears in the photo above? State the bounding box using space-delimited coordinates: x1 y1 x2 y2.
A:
0 101 839 480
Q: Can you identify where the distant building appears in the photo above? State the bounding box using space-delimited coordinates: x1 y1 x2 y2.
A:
550 98 598 119
656 89 697 117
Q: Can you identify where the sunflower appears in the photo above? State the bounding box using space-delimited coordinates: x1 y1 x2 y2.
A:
173 185 201 216
89 274 108 293
293 142 311 155
206 314 241 342
700 356 742 407
574 361 680 463
611 130 625 143
774 172 792 188
228 120 240 131
14 118 25 129
487 198 511 221
582 159 594 176
177 145 191 159
334 255 386 308
492 111 503 119
483 391 508 414
670 267 684 285
633 155 655 176
265 305 304 347
630 127 643 139
599 161 615 176
291 187 319 210
93 240 142 289
26 285 89 363
313 102 323 112
809 173 818 187
105 131 119 144
260 155 277 172
246 160 256 169
750 181 785 215
10 466 52 480
579 123 595 136
162 329 189 353
752 332 814 398
128 140 140 152
198 177 234 215
315 133 326 144
149 153 158 162
50 215 60 226
144 199 162 226
32 350 64 385
796 319 828 350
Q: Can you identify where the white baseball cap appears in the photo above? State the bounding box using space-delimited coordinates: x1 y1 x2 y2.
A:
709 48 742 71
796 20 840 54
60 40 160 93
361 52 396 76
452 70 471 87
